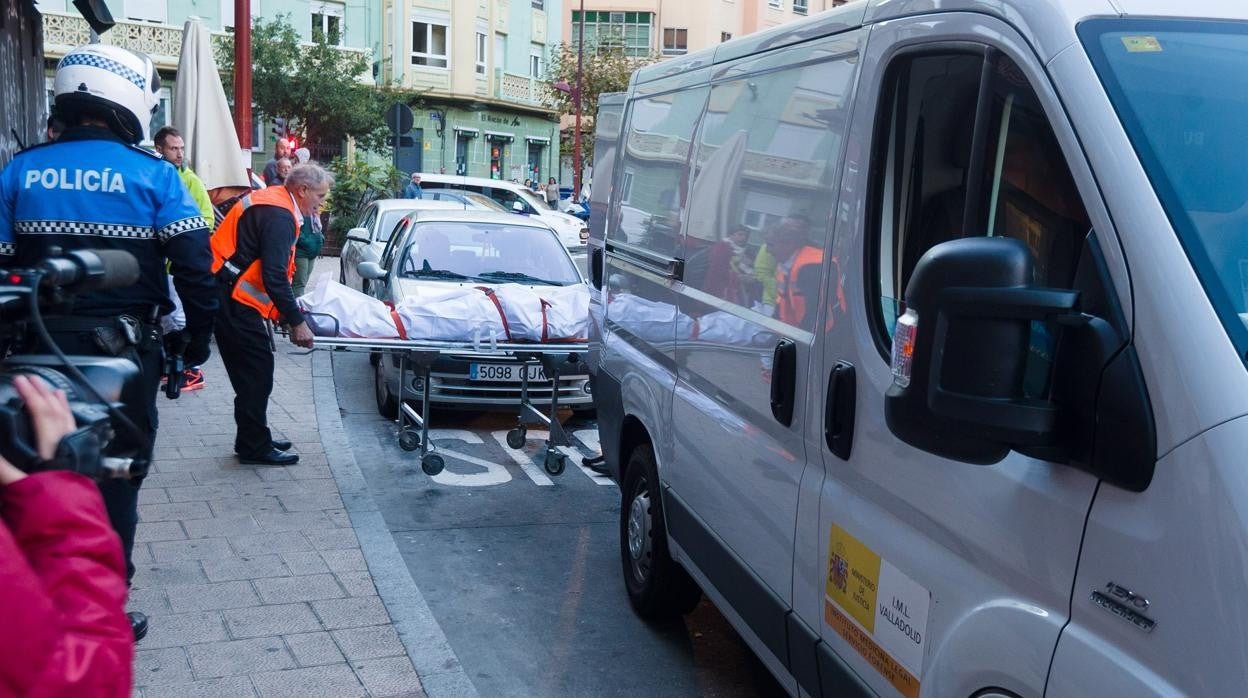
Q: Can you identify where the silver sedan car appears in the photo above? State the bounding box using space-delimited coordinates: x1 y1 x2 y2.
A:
357 210 593 416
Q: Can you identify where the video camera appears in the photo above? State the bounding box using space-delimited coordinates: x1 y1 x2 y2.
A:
0 248 146 480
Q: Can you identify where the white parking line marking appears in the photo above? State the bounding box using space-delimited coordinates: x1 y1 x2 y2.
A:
427 430 512 487
491 430 555 486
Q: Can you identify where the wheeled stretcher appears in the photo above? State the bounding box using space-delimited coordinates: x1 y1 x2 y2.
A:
305 335 587 477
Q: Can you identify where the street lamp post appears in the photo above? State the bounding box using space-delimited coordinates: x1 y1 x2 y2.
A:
572 0 585 198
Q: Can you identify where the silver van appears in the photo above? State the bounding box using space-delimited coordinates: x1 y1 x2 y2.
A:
589 1 1248 695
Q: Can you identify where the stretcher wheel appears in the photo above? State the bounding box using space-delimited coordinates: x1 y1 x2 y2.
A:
398 429 421 452
421 453 445 476
544 451 567 476
506 428 527 449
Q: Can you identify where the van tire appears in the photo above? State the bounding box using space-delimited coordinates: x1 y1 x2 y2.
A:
620 444 701 619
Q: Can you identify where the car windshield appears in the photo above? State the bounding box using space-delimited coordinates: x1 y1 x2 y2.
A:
398 221 581 285
460 192 508 211
1082 19 1248 359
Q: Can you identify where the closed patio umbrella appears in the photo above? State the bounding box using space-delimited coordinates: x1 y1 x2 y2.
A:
173 17 249 202
685 129 748 243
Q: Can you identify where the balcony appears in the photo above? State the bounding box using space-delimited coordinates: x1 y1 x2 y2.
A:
494 69 553 109
41 11 373 82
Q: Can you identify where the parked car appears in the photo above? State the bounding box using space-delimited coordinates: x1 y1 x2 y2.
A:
358 209 593 415
414 173 590 253
338 199 464 293
591 1 1248 696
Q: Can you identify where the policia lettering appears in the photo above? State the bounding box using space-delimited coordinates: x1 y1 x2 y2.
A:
23 168 127 193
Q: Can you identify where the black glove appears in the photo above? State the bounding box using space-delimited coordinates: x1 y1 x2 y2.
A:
182 330 213 367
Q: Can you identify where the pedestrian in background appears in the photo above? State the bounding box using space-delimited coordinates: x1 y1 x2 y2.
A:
403 172 423 199
271 157 292 186
545 177 559 207
263 138 292 185
210 163 328 466
291 206 324 299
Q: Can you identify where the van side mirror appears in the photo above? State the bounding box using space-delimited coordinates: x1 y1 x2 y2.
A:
357 261 387 280
884 237 1080 464
345 227 370 245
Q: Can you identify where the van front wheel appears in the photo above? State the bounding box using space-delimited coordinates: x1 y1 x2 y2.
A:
620 444 701 619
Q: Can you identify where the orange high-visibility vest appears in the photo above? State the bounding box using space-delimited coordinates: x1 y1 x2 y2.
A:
776 245 824 327
210 186 302 321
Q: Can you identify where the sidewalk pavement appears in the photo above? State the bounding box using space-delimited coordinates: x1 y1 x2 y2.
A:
129 342 424 697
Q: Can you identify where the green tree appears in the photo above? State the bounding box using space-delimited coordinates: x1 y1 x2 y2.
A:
544 39 659 165
217 16 415 154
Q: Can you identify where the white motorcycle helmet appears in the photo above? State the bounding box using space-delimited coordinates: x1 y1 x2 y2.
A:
53 44 161 144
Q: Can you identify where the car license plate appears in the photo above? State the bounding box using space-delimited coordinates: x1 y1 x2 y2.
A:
469 363 548 382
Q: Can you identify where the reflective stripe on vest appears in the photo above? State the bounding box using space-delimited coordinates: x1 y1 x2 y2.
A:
209 186 301 320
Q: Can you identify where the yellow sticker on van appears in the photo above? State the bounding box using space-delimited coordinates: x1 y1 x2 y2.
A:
825 525 930 698
1122 36 1163 53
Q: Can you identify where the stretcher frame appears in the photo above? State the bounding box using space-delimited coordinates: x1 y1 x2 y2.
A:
305 335 587 477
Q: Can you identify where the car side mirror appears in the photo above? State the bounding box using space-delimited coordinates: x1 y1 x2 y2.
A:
357 261 387 280
884 237 1081 464
345 227 370 245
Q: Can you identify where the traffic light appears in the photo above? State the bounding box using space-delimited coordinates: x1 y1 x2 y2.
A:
272 117 288 139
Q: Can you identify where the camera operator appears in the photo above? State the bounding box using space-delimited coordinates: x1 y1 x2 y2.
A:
1 375 133 697
0 44 218 641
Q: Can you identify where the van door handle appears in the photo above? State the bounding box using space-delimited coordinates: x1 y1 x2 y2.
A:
770 339 797 427
824 361 856 461
590 247 604 289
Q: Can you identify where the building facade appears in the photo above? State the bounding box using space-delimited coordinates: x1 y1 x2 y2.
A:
378 0 564 182
562 0 852 59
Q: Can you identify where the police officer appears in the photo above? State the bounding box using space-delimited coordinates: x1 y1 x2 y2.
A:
0 44 218 641
210 163 324 465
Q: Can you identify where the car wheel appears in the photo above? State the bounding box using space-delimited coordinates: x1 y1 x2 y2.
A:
374 357 398 419
620 443 701 619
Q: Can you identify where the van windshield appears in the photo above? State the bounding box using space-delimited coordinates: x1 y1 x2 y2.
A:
1082 19 1248 358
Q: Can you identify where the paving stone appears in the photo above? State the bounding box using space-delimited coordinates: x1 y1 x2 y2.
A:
193 468 264 485
350 656 423 698
256 467 294 482
252 511 333 532
311 596 391 630
182 516 262 539
139 488 170 505
302 528 359 551
150 537 235 562
133 647 194 686
131 560 208 588
139 501 213 522
155 457 225 473
135 521 187 543
331 625 406 661
279 552 330 576
254 574 345 604
138 676 257 698
165 580 261 613
139 611 229 649
334 571 377 598
143 472 199 489
127 586 172 615
276 493 344 512
283 631 345 667
286 460 330 475
294 478 339 494
223 603 323 639
187 637 296 679
235 481 308 498
200 555 290 583
131 543 155 566
319 548 367 573
250 664 365 698
324 509 352 528
208 495 285 517
165 484 240 502
230 530 312 556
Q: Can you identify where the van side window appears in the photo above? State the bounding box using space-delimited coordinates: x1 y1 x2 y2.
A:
682 51 856 331
873 52 1093 393
612 87 710 256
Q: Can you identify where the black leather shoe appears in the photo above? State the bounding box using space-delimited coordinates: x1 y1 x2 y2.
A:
238 448 299 466
272 439 293 451
129 611 148 642
582 454 609 474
